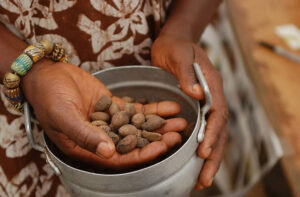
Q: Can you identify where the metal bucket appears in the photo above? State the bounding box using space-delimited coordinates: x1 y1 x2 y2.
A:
24 64 212 197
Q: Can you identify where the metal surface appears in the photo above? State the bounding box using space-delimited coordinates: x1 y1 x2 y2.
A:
193 63 213 142
24 65 212 197
59 156 203 197
24 102 43 152
24 102 62 176
44 147 62 176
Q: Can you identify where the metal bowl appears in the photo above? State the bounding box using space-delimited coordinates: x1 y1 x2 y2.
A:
25 65 212 197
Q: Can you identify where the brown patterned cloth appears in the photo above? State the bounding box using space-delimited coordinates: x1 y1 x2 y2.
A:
0 0 171 196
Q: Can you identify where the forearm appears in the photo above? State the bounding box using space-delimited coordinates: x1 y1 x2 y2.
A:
160 0 222 42
0 23 27 82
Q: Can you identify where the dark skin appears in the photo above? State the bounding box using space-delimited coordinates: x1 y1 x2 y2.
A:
0 24 186 167
0 0 227 190
152 0 228 190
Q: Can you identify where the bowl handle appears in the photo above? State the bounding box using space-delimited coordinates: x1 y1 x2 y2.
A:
24 102 62 176
193 63 213 143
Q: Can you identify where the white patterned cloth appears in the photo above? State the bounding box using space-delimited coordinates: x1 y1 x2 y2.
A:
0 0 171 196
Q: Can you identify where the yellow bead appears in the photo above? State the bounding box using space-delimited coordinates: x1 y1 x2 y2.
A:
3 72 20 89
60 55 69 63
10 102 24 112
39 40 54 55
4 87 23 104
48 43 65 62
24 45 45 62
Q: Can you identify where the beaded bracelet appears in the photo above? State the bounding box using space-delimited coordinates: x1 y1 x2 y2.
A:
3 40 68 112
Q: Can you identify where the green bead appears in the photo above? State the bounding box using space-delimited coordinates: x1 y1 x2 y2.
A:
11 53 33 76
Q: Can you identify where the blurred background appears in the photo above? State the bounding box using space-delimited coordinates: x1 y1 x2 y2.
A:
191 1 300 197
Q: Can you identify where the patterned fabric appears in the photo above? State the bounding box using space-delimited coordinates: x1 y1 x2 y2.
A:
0 0 171 196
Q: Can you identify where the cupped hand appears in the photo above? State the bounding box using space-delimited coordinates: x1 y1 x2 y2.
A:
22 60 187 169
151 35 228 189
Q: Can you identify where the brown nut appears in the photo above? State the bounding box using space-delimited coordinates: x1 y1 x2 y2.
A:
141 115 166 131
124 103 136 117
91 120 107 127
109 124 117 132
136 137 149 148
142 130 162 142
122 96 134 103
94 95 112 112
119 124 138 137
111 111 129 129
131 113 145 129
90 112 110 122
107 131 120 145
117 135 137 154
99 125 111 134
109 103 120 116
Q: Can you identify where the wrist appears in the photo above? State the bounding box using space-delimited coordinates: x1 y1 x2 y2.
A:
159 25 197 43
21 58 55 101
0 29 27 82
2 39 68 111
159 0 222 43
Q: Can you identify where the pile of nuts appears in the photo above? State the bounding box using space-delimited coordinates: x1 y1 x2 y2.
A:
90 95 167 154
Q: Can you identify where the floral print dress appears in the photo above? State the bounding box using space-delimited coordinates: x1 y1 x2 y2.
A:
0 0 171 196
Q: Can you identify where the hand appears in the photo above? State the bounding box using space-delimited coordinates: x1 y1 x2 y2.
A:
151 35 228 189
22 60 186 169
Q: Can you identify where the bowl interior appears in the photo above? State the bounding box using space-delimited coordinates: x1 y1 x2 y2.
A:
45 66 198 174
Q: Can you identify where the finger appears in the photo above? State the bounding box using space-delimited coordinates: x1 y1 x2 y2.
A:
51 106 115 158
177 70 204 101
118 132 182 168
161 131 183 148
46 130 120 166
112 96 144 113
47 131 182 170
45 129 78 155
192 43 226 102
197 108 228 158
192 44 228 159
168 45 204 100
144 101 181 117
112 97 181 117
154 118 187 134
195 129 227 190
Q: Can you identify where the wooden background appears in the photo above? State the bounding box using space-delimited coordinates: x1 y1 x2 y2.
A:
226 0 300 196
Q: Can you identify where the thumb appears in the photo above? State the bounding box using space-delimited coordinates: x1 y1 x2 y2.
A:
176 63 204 100
53 107 115 158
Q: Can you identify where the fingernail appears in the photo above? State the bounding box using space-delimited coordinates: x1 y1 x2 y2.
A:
196 184 204 191
192 84 204 99
96 142 115 159
192 84 201 93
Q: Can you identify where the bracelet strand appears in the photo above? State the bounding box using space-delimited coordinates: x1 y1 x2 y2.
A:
3 40 68 112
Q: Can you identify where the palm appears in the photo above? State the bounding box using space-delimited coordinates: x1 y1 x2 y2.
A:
23 62 186 169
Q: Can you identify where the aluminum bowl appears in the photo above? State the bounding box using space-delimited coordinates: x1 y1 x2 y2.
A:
25 65 212 197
